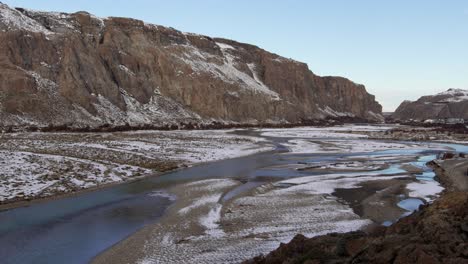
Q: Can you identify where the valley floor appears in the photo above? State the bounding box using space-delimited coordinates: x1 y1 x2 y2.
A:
1 124 467 263
0 129 273 207
92 125 466 264
244 157 468 264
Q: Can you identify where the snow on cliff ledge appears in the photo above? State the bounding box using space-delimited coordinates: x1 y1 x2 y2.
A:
0 3 52 34
436 88 468 103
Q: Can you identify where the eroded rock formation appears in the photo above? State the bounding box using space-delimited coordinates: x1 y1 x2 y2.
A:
0 3 383 129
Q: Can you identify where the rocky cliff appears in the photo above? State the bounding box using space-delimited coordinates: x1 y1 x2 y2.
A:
393 89 468 121
0 3 383 129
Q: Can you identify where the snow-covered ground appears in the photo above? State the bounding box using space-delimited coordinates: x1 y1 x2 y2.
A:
132 178 371 264
281 139 429 154
299 160 387 171
259 125 396 139
130 159 444 263
263 126 451 207
276 170 407 195
0 129 274 203
0 150 151 202
260 128 367 139
406 181 444 202
120 126 451 263
1 124 450 205
270 126 449 208
282 137 449 155
90 124 458 263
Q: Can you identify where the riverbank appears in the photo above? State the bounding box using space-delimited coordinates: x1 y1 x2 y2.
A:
366 124 468 143
245 157 468 264
0 129 274 208
4 123 465 208
0 124 413 209
0 117 370 134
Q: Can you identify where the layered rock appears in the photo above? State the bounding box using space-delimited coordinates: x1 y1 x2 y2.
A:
0 3 383 129
393 89 468 121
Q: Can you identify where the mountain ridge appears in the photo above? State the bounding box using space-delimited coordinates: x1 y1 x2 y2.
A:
393 88 468 121
0 3 383 129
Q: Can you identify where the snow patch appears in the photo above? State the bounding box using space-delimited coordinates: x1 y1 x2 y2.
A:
118 65 135 76
277 167 408 195
0 4 52 34
319 106 355 118
174 43 281 100
199 204 225 238
185 179 238 191
260 127 368 139
215 42 235 50
148 190 177 201
27 70 59 94
436 88 468 103
406 181 444 202
179 193 222 215
90 88 201 126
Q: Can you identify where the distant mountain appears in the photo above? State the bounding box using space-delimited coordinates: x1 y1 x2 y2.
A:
0 3 383 129
393 89 468 121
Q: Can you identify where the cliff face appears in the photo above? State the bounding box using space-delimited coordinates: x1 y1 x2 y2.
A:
0 3 383 128
393 89 468 121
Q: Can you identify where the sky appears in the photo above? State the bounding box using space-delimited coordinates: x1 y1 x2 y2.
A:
2 0 467 111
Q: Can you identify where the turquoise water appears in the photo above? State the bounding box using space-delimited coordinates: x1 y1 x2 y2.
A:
398 198 425 211
397 198 425 217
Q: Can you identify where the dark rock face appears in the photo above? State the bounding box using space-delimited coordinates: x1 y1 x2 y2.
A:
0 3 383 128
393 89 468 121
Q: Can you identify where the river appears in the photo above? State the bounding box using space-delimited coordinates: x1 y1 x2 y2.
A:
0 131 466 264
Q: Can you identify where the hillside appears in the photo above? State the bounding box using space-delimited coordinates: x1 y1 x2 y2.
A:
393 89 468 121
0 3 383 129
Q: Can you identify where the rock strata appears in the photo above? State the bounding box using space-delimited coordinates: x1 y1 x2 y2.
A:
0 3 383 129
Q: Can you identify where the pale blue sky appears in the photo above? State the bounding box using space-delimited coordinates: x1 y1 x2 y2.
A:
3 0 468 111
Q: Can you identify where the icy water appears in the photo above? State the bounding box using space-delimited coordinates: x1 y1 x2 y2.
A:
0 133 466 264
398 198 425 213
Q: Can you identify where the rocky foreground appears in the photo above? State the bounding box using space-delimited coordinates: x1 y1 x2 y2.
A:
0 2 383 130
245 158 468 264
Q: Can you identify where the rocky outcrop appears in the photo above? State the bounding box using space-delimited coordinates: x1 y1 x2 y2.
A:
0 3 383 129
393 89 468 121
